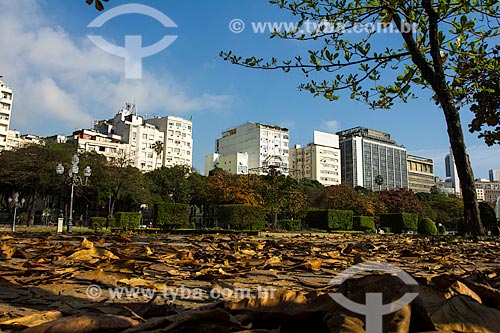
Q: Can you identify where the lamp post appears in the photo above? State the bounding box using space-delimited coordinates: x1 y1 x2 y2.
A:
8 193 25 232
56 154 91 233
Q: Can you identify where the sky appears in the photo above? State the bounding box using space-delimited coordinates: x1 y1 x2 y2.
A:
0 0 499 179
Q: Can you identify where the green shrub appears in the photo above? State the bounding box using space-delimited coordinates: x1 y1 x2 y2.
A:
304 209 353 231
279 219 301 231
154 203 190 231
418 218 438 235
90 217 106 230
107 217 117 228
379 213 418 234
438 224 447 235
353 216 376 233
218 205 266 230
114 212 141 230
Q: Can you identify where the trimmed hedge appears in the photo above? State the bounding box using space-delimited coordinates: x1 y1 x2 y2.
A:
353 216 376 233
279 219 301 231
418 217 438 235
107 218 117 228
154 203 190 231
114 212 141 230
90 217 106 229
218 205 266 230
304 209 353 231
379 213 418 234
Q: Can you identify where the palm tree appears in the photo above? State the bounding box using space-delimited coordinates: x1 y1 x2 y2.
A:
375 175 384 192
152 140 164 169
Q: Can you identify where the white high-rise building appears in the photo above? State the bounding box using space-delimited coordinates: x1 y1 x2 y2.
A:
214 122 290 174
445 148 461 195
337 127 408 190
94 103 192 171
145 115 193 168
0 79 14 152
73 129 129 163
289 130 341 186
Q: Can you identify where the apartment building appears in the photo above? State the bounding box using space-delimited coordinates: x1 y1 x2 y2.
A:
214 122 290 175
145 115 193 168
337 127 408 190
475 181 500 203
73 129 128 163
289 130 341 186
204 152 249 175
0 79 13 151
407 154 435 193
6 129 21 150
94 103 192 171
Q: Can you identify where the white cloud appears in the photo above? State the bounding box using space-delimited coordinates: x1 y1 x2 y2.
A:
0 1 232 135
320 120 340 133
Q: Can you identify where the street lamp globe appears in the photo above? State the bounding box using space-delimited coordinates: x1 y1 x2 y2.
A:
84 166 92 178
56 163 64 175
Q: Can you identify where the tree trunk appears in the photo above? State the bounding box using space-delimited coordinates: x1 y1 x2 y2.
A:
28 191 38 227
393 4 484 236
439 99 484 235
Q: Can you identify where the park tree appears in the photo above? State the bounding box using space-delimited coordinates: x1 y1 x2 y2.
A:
0 142 75 225
417 191 464 229
257 169 302 228
319 184 378 215
221 0 500 235
452 52 500 146
145 165 192 204
152 141 164 168
207 169 263 205
98 155 148 216
378 188 425 216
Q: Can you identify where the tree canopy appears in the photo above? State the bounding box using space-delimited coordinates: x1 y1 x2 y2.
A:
221 0 500 235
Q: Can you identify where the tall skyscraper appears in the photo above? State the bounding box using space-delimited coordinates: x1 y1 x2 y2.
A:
489 169 500 182
444 148 461 195
213 122 290 175
337 127 408 190
0 79 13 152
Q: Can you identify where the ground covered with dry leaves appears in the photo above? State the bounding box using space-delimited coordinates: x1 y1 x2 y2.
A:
0 232 499 332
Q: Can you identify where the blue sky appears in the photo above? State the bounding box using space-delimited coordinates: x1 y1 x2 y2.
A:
1 0 499 178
